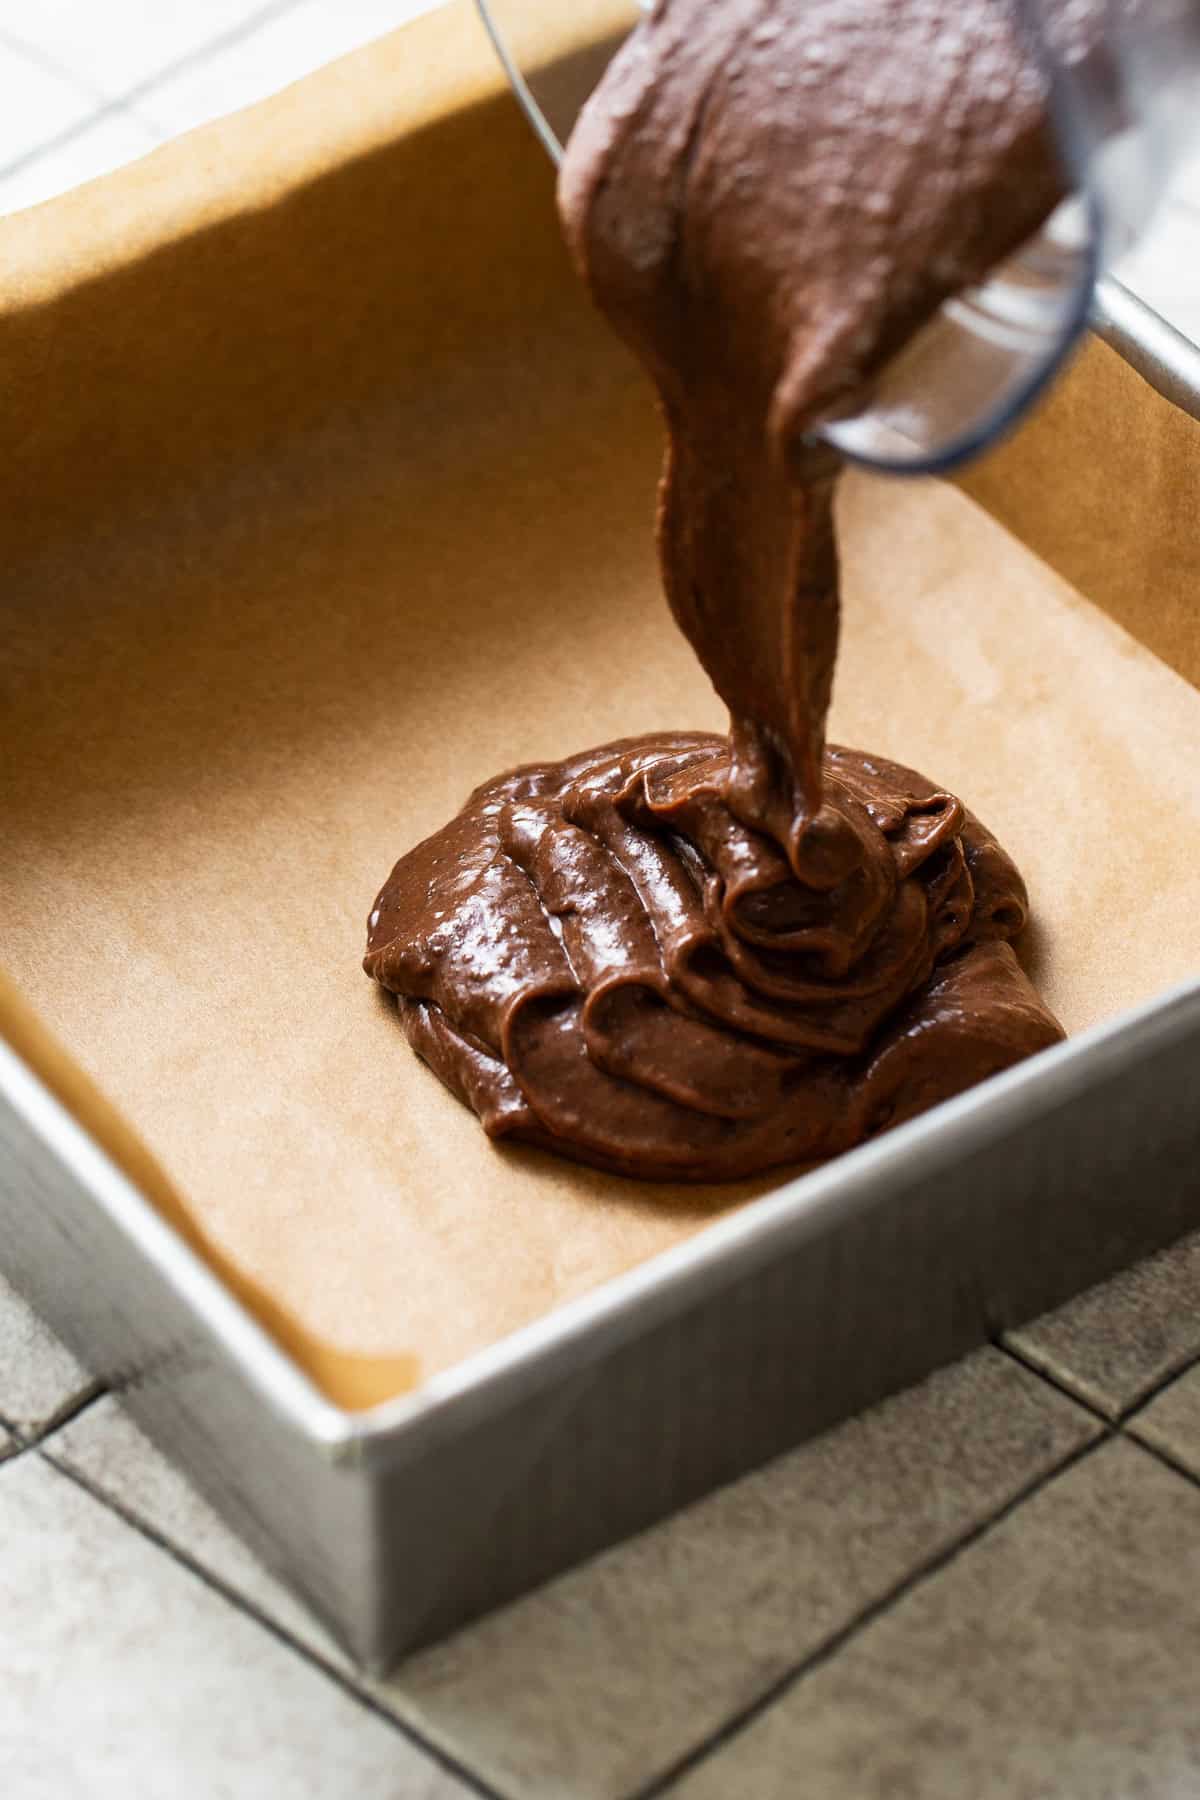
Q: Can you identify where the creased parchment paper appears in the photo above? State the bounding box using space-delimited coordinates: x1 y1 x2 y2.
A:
2 2 1199 1408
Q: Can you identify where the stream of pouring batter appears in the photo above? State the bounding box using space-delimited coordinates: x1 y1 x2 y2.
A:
560 0 1068 836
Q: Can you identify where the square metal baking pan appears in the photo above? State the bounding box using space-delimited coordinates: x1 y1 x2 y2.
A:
3 1 1200 1672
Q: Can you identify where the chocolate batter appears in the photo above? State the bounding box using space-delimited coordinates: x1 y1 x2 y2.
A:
364 0 1067 1180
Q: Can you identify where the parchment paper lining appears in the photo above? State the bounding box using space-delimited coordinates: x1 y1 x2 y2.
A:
3 2 1198 1407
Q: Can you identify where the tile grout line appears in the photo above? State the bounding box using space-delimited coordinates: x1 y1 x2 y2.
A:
1123 1427 1200 1493
40 1448 512 1800
994 1337 1116 1425
0 24 112 108
998 1333 1200 1430
998 1334 1200 1496
0 0 307 183
25 1378 110 1444
625 1430 1108 1800
0 1380 109 1461
1117 1349 1200 1424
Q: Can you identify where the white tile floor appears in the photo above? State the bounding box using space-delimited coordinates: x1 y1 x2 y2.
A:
0 1455 470 1799
7 1258 1200 1799
0 0 445 213
0 1272 93 1438
43 1352 1099 1800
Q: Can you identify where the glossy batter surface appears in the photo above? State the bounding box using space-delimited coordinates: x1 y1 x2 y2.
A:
364 0 1067 1179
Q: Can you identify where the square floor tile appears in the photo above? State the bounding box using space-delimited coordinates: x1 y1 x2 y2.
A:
0 38 96 169
48 1395 343 1663
0 107 159 213
284 0 447 57
53 1348 1096 1799
675 1437 1200 1800
0 1454 470 1798
1129 1364 1200 1482
1006 1228 1200 1419
1157 298 1200 349
0 1 297 102
0 1272 95 1437
1117 201 1200 339
132 0 441 140
1171 147 1200 212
